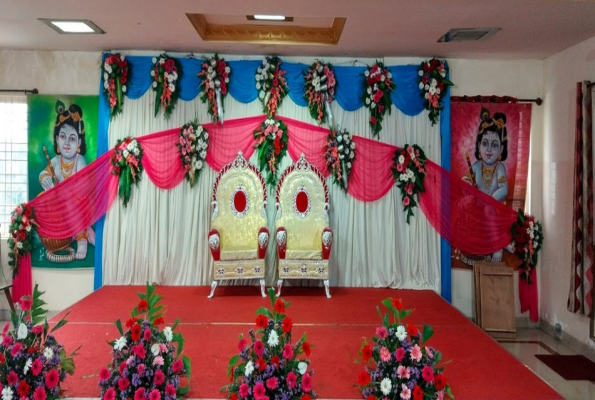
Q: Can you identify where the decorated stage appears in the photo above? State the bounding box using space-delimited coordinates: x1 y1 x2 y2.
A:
49 286 561 400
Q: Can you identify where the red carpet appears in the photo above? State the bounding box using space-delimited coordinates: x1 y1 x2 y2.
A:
49 285 563 399
535 354 595 380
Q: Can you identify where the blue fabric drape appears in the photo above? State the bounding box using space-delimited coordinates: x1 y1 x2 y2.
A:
228 60 260 104
388 65 426 116
333 66 366 111
283 62 309 107
439 67 452 302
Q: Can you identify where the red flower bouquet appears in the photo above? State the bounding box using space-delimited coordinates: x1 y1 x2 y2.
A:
256 56 288 117
391 144 427 224
324 127 355 192
177 120 209 188
510 209 543 283
362 61 395 137
198 54 231 124
151 54 182 119
102 53 130 117
418 58 453 125
223 288 316 400
111 137 144 207
98 284 191 400
7 202 38 277
254 117 288 186
355 298 453 400
304 60 336 126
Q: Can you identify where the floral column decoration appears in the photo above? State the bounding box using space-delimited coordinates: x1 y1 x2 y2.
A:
256 56 288 117
304 60 337 127
391 144 427 224
198 54 231 124
510 209 544 283
324 127 356 192
363 61 395 137
151 54 181 119
253 118 288 186
102 53 130 117
111 137 144 207
177 120 210 188
418 58 453 125
7 202 38 277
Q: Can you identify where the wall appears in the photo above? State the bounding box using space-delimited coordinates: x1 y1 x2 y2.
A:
541 36 595 349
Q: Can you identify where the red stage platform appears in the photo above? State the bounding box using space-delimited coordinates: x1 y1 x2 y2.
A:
49 285 562 400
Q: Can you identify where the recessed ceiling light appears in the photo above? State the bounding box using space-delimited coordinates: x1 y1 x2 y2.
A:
247 15 293 22
38 18 105 34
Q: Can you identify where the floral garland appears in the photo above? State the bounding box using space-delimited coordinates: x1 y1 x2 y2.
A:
256 56 288 117
0 284 77 400
391 144 427 224
223 288 315 400
7 202 38 277
304 60 336 126
198 54 231 124
151 54 181 119
253 117 288 186
324 127 355 192
418 58 453 125
363 61 395 137
510 209 543 283
355 297 454 400
111 137 144 207
178 120 209 188
102 53 130 117
99 283 191 400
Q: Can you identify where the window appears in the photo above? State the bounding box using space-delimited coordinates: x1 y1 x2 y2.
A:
0 96 28 237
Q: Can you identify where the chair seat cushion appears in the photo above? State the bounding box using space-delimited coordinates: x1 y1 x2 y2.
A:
285 249 321 260
220 248 258 261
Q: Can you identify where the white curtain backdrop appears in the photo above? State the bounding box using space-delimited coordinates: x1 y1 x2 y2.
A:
102 69 442 292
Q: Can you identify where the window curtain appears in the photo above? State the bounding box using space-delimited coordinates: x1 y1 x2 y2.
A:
567 81 594 316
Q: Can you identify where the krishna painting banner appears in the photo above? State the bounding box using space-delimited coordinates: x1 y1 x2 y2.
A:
28 94 99 269
451 102 532 269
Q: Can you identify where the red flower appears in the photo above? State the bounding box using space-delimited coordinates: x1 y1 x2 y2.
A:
367 396 377 400
33 387 46 400
273 78 279 87
413 385 424 400
256 314 268 328
45 369 59 388
153 317 164 326
131 323 141 342
18 380 30 396
18 230 26 241
282 317 293 333
270 355 280 368
257 357 267 371
274 298 285 313
274 138 282 155
370 116 377 125
407 323 419 337
24 207 32 217
358 370 371 386
172 359 183 373
0 353 5 363
361 345 372 361
302 341 311 357
118 377 131 391
137 300 148 312
7 371 18 385
391 298 403 311
434 373 446 390
120 76 127 85
99 367 110 381
126 318 137 328
301 395 311 400
230 394 238 400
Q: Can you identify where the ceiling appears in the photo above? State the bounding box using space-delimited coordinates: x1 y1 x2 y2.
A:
3 0 595 60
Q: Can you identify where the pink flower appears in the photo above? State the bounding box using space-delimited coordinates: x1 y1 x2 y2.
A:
19 297 32 311
118 377 130 391
31 358 43 376
149 389 160 400
379 347 391 362
266 377 278 390
238 339 247 351
395 347 405 362
283 343 293 359
154 370 165 385
253 382 265 399
239 383 249 398
104 387 116 400
397 365 411 379
16 205 23 215
165 385 176 397
32 325 43 335
172 359 183 373
286 371 297 389
45 369 59 388
253 340 264 356
33 387 46 400
7 371 18 385
99 367 110 381
134 388 146 400
375 326 388 339
403 196 410 206
301 374 313 392
422 366 434 383
401 384 411 400
425 346 434 358
11 342 23 356
159 343 167 353
153 356 164 366
2 322 9 335
410 344 422 362
137 363 146 375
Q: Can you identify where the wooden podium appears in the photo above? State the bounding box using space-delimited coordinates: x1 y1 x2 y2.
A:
473 262 516 340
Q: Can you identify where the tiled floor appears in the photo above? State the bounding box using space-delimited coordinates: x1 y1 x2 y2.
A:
500 328 595 400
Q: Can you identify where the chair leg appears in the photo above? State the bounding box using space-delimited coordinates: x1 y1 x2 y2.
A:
207 281 218 299
276 279 283 297
4 286 14 312
260 279 266 297
324 279 332 299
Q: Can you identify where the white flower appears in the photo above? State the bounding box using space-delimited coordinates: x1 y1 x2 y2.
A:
436 88 441 95
395 325 407 341
123 150 129 158
204 132 209 139
387 72 392 79
256 82 261 90
424 84 430 91
114 336 127 351
429 86 437 95
151 343 161 356
104 82 109 90
150 70 155 77
17 323 28 339
44 347 54 359
2 386 14 400
364 70 369 77
371 102 376 109
200 150 206 159
23 358 32 374
16 242 23 249
163 326 173 342
418 70 423 76
350 142 355 149
381 74 386 82
245 360 254 376
225 66 231 73
168 74 174 83
26 225 31 232
380 378 392 395
133 148 139 156
398 155 405 164
159 58 165 65
152 57 157 63
196 160 203 170
419 82 424 90
347 162 352 168
122 86 127 93
103 72 108 81
259 91 265 100
152 81 158 88
268 330 279 347
345 148 350 155
298 361 308 375
169 84 175 93
424 92 429 99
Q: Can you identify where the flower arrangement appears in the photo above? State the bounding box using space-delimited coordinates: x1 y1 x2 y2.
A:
253 117 288 186
363 61 395 137
222 288 316 400
510 209 543 283
324 127 355 192
256 56 288 117
177 120 210 188
98 283 191 400
102 53 130 117
151 54 181 119
390 144 427 224
111 137 144 207
418 58 453 125
7 203 38 277
0 284 77 400
355 298 454 400
304 60 336 126
198 54 231 124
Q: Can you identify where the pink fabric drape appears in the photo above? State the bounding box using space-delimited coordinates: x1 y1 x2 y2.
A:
139 128 186 189
12 253 32 302
520 268 539 322
205 115 263 171
285 117 332 177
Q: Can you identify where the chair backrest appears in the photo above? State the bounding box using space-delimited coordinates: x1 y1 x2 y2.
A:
211 152 268 248
275 153 329 251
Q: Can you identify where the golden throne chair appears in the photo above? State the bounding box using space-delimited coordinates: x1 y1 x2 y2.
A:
208 151 269 298
275 153 333 298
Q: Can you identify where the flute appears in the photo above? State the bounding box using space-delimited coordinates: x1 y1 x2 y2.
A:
42 145 58 186
464 152 478 188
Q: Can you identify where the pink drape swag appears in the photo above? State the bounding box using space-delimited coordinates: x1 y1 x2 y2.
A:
15 115 528 305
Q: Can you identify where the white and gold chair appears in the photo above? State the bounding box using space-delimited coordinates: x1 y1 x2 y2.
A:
274 153 333 298
208 151 269 298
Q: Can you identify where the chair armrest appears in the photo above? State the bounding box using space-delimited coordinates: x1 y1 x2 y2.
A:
322 228 333 260
276 227 287 259
208 229 220 261
258 227 269 259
